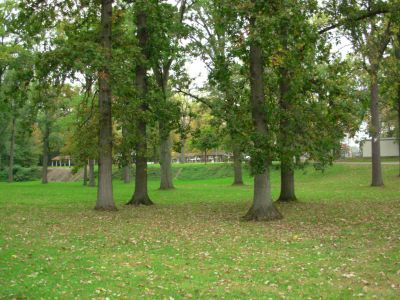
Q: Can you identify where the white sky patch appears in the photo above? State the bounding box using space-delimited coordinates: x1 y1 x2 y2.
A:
185 57 208 87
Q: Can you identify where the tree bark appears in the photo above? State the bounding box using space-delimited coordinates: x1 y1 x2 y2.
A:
243 14 282 221
128 120 153 205
370 69 384 186
8 115 16 183
89 159 96 187
232 146 243 185
244 167 282 221
41 119 50 184
123 165 130 183
95 0 116 210
277 24 296 202
278 160 297 202
397 83 400 177
83 162 88 186
159 128 174 189
396 33 400 177
179 140 185 163
121 126 131 183
127 8 153 206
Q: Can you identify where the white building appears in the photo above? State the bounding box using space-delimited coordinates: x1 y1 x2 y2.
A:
361 138 399 157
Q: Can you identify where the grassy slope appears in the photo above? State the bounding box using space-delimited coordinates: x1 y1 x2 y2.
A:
114 162 251 181
335 156 399 162
0 164 400 299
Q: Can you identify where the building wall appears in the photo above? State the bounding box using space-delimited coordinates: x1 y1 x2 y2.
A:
362 138 399 157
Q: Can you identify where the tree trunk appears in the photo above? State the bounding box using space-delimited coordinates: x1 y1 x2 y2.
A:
127 8 153 206
278 160 297 202
41 120 50 184
95 0 116 210
122 127 131 183
83 162 88 186
123 165 130 183
244 168 282 221
370 69 384 186
396 33 400 177
155 63 173 189
204 149 207 164
159 128 174 189
232 146 243 185
128 120 153 205
89 159 96 187
179 140 185 163
277 26 296 202
397 85 400 177
243 14 282 221
8 116 16 183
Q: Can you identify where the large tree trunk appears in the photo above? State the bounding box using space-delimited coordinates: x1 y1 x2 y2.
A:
128 120 153 205
243 15 282 221
8 115 16 183
244 167 282 221
41 120 50 184
83 161 88 186
95 0 116 210
277 26 296 202
370 69 383 186
155 64 174 190
127 8 153 206
89 159 96 187
159 128 174 189
232 146 243 186
277 64 296 201
278 160 297 202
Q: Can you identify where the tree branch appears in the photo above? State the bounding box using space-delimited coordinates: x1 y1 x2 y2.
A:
318 7 390 34
174 87 214 109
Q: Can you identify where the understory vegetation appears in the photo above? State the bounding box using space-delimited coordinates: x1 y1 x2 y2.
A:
1 164 399 299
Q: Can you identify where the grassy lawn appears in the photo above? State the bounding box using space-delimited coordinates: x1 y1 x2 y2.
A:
1 164 400 299
335 156 400 163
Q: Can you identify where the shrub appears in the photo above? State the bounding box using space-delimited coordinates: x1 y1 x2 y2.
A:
0 165 41 182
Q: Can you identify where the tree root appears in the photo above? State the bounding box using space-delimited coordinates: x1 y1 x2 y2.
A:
126 196 154 206
277 196 297 203
242 205 282 221
159 186 175 191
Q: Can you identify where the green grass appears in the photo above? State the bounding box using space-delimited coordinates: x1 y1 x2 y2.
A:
114 162 251 181
1 164 400 299
335 156 400 162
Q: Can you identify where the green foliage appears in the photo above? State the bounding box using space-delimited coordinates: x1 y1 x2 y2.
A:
191 126 220 156
64 84 99 167
0 165 41 182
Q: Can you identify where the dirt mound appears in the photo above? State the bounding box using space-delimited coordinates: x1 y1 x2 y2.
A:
47 168 83 182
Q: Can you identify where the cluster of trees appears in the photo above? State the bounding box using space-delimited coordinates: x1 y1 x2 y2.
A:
0 0 399 221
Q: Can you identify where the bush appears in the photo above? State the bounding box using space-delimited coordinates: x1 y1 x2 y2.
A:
0 165 41 182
